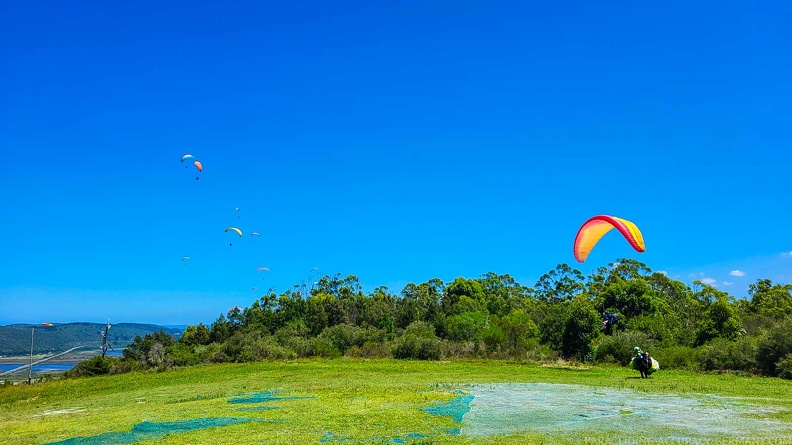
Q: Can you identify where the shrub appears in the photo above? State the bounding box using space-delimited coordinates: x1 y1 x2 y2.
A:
392 334 442 360
651 345 700 370
109 360 138 375
345 341 392 358
167 342 202 367
593 330 653 365
392 323 442 360
65 356 118 378
440 340 477 359
482 323 506 355
319 324 364 354
777 353 792 380
698 337 757 373
756 319 792 376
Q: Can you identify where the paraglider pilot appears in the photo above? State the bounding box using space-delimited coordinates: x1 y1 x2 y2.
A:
601 312 619 332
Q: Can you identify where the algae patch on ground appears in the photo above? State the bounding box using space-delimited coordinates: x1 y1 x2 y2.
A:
46 418 259 445
227 391 314 405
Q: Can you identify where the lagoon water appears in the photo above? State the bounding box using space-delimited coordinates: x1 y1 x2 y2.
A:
1 349 124 373
0 363 77 373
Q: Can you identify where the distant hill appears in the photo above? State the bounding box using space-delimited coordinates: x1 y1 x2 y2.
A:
0 322 184 356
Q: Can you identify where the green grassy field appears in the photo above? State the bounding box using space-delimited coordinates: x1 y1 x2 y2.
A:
2 359 792 445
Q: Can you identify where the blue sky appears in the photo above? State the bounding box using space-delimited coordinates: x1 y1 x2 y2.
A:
1 1 791 325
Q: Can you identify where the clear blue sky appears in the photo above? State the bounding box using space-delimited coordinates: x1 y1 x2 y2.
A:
2 0 791 325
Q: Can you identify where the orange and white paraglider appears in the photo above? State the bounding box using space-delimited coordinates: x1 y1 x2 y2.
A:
573 215 645 263
180 154 202 179
193 161 203 180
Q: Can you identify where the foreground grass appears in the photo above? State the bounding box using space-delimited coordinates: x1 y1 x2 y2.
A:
2 359 791 445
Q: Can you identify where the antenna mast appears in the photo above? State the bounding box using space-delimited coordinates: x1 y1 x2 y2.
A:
100 318 113 358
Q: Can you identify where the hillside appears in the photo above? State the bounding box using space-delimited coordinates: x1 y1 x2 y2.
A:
0 322 183 356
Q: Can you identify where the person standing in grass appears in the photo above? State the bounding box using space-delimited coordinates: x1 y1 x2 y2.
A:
631 346 650 378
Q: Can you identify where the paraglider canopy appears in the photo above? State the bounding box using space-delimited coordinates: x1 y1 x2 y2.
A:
573 215 645 263
224 227 242 237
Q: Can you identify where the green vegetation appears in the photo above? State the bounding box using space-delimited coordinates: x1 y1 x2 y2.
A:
6 259 792 443
2 360 792 444
76 259 792 380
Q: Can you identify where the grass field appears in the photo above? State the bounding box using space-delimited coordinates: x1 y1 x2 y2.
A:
2 359 792 445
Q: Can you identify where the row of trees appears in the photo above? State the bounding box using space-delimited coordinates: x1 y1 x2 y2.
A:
67 259 792 379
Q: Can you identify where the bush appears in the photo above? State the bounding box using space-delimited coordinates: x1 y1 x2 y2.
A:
345 341 392 358
440 340 478 359
482 323 506 355
756 319 792 376
593 330 654 365
777 353 792 380
508 338 548 362
287 337 341 358
319 324 365 354
65 356 118 378
651 345 700 370
217 329 297 362
109 360 138 375
167 342 202 367
392 334 442 360
391 321 443 360
698 337 757 373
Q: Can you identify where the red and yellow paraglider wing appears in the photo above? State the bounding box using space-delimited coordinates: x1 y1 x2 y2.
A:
193 161 203 172
573 215 645 263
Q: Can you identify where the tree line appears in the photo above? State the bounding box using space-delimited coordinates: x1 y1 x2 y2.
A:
66 259 792 380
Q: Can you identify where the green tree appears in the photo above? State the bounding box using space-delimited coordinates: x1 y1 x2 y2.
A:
601 279 655 319
534 264 585 303
305 294 330 336
695 295 743 346
442 278 486 315
749 279 792 319
561 298 600 361
397 279 443 329
209 315 233 343
536 303 568 352
180 323 211 346
476 272 533 316
499 309 538 356
755 319 792 376
445 311 488 344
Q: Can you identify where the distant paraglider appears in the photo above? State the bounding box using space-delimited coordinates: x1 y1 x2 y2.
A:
573 215 645 263
180 154 203 179
256 267 270 272
181 256 191 265
225 227 242 246
193 161 203 179
225 227 242 236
